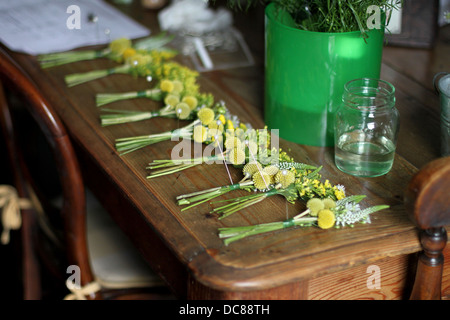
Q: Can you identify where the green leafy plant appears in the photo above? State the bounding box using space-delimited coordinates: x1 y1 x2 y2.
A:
222 0 402 36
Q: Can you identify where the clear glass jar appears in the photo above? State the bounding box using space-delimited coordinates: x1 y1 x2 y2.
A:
334 78 399 177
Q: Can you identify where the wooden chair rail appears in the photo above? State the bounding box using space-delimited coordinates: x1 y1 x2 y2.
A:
405 156 450 299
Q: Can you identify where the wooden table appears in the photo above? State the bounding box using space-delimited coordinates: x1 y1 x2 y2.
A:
3 2 450 300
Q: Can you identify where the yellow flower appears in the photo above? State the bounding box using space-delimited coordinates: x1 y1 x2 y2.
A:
164 94 180 107
333 187 345 200
226 119 234 130
227 148 246 165
193 125 208 143
122 48 137 60
208 120 224 133
127 53 152 66
322 198 336 209
218 115 226 124
306 198 324 217
197 107 215 126
263 165 279 176
252 171 272 190
172 80 184 93
175 102 191 120
182 96 198 110
109 38 132 55
224 137 242 151
274 170 295 188
317 209 336 229
242 162 262 177
160 79 174 92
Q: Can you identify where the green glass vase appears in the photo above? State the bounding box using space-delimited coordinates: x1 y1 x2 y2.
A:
265 3 385 147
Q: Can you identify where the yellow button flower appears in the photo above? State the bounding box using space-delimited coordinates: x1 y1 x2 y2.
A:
109 38 132 55
175 102 191 120
274 170 295 189
306 198 324 217
227 147 246 165
242 162 262 177
322 198 336 209
193 125 208 143
164 94 180 107
160 79 174 93
182 96 198 110
197 107 215 126
252 171 272 190
224 137 242 151
172 80 184 93
317 209 336 229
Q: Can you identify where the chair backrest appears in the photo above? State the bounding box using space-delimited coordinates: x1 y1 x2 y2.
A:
404 156 450 300
0 48 98 299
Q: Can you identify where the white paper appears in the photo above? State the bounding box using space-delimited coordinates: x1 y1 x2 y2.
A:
0 0 150 55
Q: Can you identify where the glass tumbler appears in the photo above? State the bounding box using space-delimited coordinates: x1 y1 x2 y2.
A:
334 78 399 177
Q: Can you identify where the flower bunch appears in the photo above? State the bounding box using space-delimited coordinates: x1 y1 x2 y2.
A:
64 48 177 87
218 195 389 245
114 101 240 155
208 160 329 220
115 119 201 155
38 33 174 68
98 63 214 126
146 121 275 180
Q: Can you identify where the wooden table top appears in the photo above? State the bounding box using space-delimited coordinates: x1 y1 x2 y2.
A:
3 1 449 297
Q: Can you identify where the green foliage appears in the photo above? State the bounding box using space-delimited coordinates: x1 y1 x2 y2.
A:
222 0 402 35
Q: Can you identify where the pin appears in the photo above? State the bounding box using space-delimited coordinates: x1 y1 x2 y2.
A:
216 134 233 185
88 13 100 43
104 28 111 42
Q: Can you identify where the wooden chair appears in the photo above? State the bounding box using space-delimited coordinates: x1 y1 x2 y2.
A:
0 48 173 300
405 156 450 300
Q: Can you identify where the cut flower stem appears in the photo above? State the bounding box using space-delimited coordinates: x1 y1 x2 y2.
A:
38 49 109 68
100 104 176 126
65 64 131 87
146 153 226 179
218 195 390 245
115 119 201 155
176 180 254 211
96 88 162 107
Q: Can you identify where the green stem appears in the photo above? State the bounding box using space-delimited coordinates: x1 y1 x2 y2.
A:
38 49 108 68
65 64 130 87
115 119 200 155
146 154 225 179
219 216 317 245
100 105 175 126
177 181 254 211
96 88 162 107
176 180 253 201
146 163 199 179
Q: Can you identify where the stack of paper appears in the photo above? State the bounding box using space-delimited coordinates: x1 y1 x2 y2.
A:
0 0 150 55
